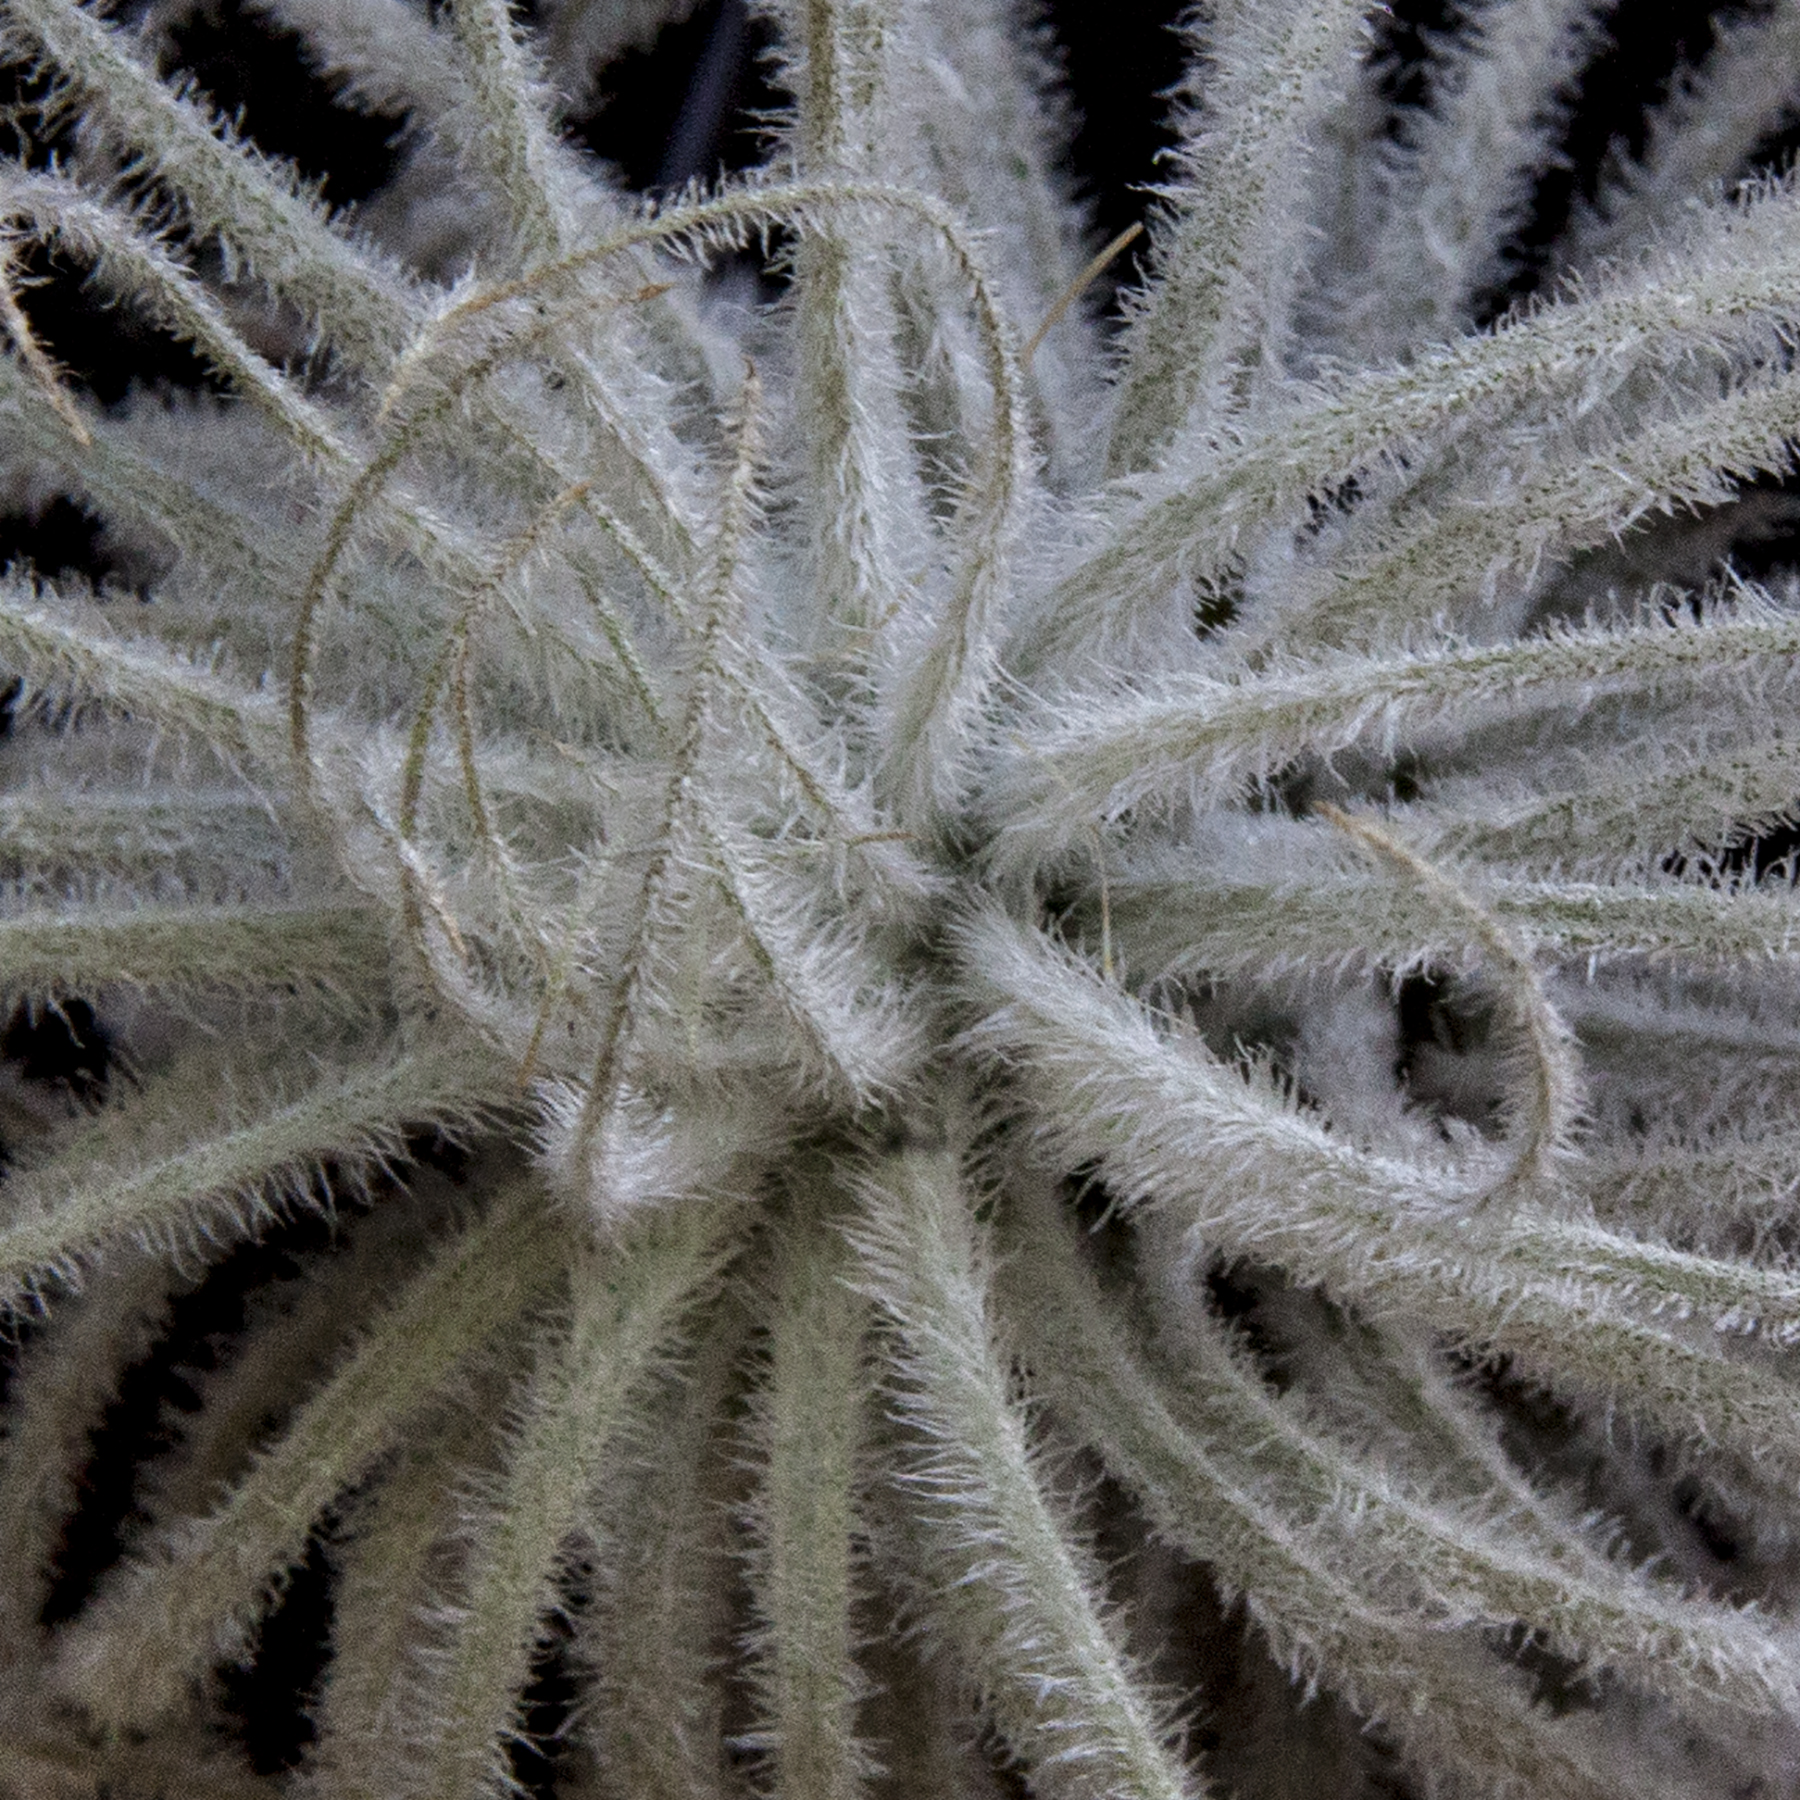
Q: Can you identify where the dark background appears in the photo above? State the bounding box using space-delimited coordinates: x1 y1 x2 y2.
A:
0 0 1768 427
0 0 1784 1787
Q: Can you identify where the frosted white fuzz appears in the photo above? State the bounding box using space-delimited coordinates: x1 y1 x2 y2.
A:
903 0 1102 478
780 0 932 668
1365 0 1601 351
579 1288 750 1800
866 204 1031 829
22 3 1800 1789
445 0 578 259
0 577 285 770
696 794 925 1103
1116 1212 1799 1722
1034 174 1800 660
0 787 289 893
0 1036 478 1288
743 1189 876 1800
847 1147 1201 1800
51 1184 561 1728
958 908 1800 1463
856 1628 1010 1800
0 168 353 464
1004 1186 1732 1800
1575 0 1800 264
1318 803 1579 1198
407 1196 742 1800
1249 364 1800 654
298 1404 494 1800
250 0 473 127
1412 730 1800 881
533 1074 788 1226
990 599 1800 877
1108 0 1370 466
0 0 416 370
0 902 388 1006
1105 838 1800 978
135 1191 450 1533
0 381 314 623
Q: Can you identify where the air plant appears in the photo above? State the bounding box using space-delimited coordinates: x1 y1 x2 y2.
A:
2 0 1800 1795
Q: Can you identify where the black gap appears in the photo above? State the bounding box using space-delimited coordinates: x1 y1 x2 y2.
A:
1192 1260 1294 1388
1672 1473 1748 1566
975 1727 1036 1800
1691 818 1800 887
218 1529 336 1774
508 1608 582 1800
1395 970 1447 1073
1373 0 1468 119
0 56 78 170
1565 2 1733 171
2 997 112 1101
1393 969 1505 1135
1478 0 1736 320
0 494 116 589
1715 476 1800 583
1395 969 1492 1068
40 1310 213 1627
1043 0 1187 298
1204 1259 1264 1329
404 1123 474 1184
1492 1621 1605 1716
0 996 109 1202
39 1203 348 1628
1064 1165 1115 1235
154 0 407 208
1193 584 1236 638
1461 1347 1586 1465
10 237 220 405
1724 529 1800 583
1053 1169 1137 1283
1387 750 1426 806
572 0 778 194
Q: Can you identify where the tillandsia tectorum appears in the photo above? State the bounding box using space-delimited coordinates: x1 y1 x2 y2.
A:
12 0 1800 1793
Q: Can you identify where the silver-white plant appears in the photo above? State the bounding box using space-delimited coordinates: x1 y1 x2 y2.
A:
3 0 1800 1794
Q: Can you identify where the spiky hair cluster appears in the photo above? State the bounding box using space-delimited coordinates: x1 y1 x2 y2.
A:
2 0 1800 1795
